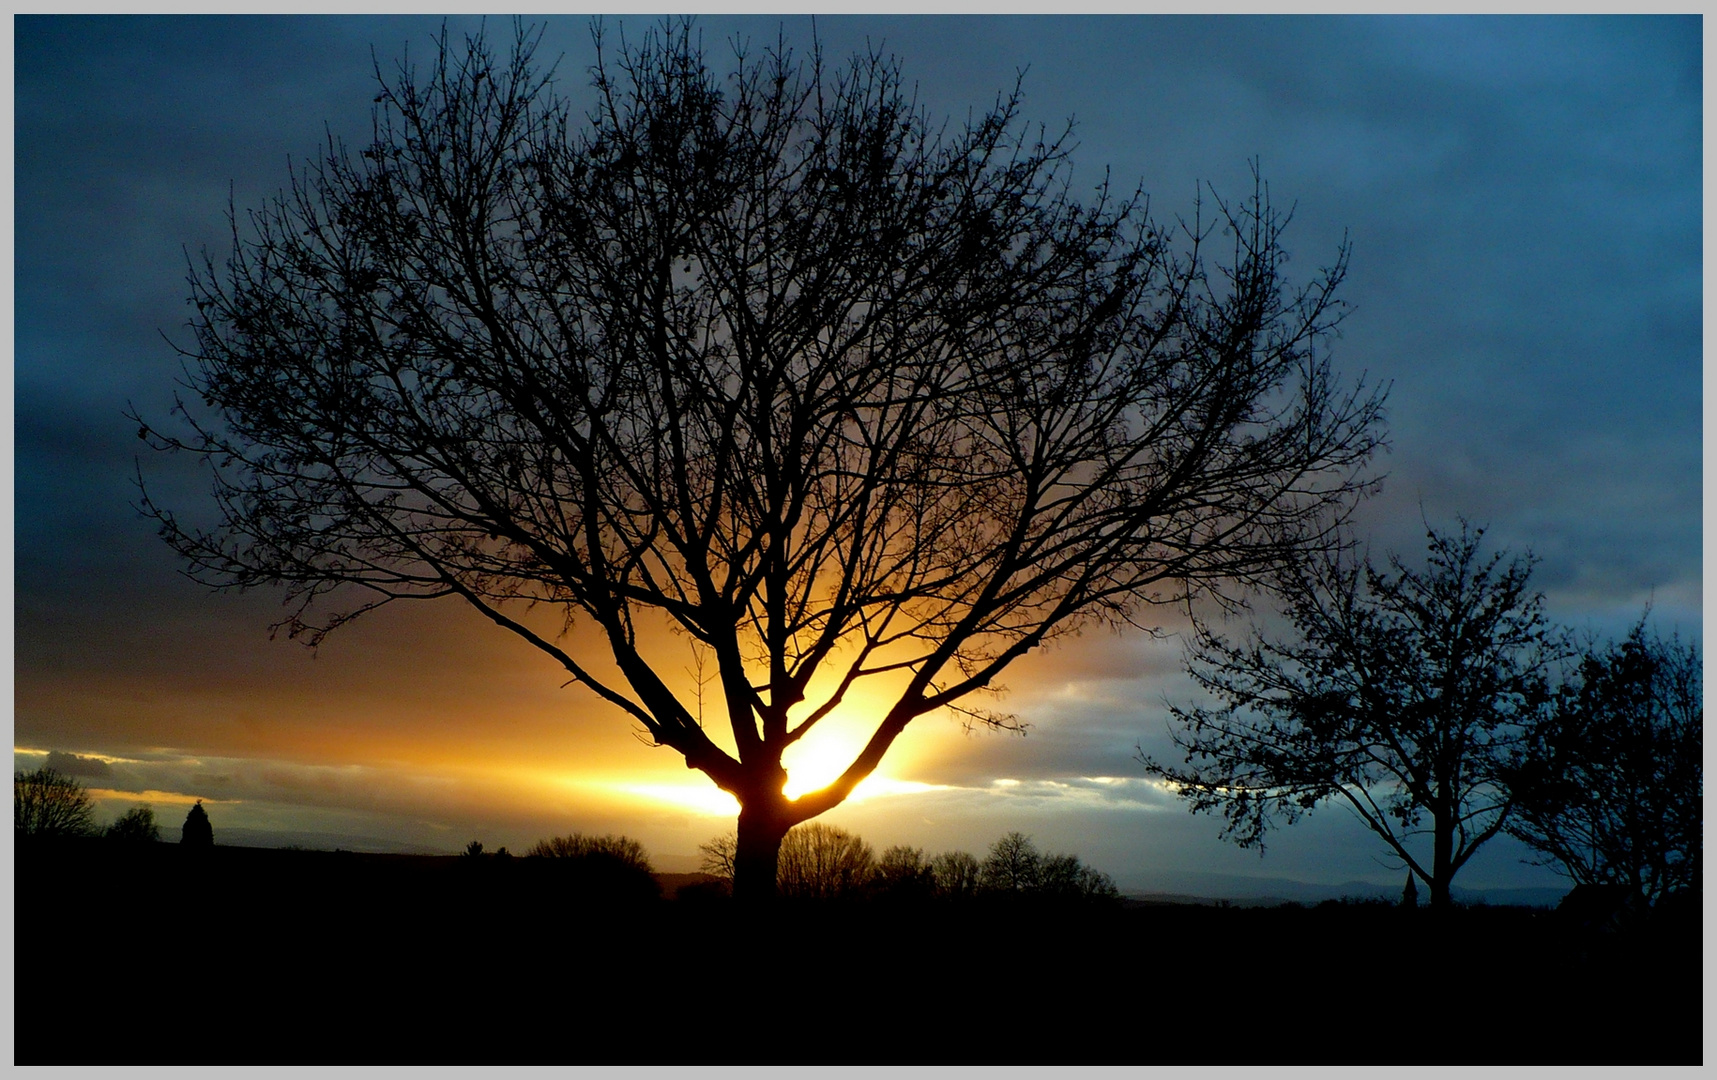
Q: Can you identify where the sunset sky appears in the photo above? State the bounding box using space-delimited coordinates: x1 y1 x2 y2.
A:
14 15 1702 895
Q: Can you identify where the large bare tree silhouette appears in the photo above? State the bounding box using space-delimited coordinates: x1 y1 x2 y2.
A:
137 22 1383 898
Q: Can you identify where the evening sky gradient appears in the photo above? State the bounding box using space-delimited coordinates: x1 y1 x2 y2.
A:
13 15 1701 892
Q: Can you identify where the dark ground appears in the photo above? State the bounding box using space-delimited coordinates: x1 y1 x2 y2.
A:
15 840 1703 1064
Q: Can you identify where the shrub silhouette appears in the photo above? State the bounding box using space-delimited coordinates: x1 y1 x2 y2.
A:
181 800 213 846
15 767 96 840
105 805 159 844
526 832 658 903
527 832 652 870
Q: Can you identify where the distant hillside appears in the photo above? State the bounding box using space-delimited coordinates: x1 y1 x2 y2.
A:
196 826 445 854
1120 870 1567 908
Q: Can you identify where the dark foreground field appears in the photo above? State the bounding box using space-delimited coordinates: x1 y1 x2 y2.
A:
16 841 1702 1065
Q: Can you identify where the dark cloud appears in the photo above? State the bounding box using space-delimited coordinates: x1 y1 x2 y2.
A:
43 751 114 779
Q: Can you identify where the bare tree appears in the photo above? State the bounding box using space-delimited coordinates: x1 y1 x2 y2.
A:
1143 523 1560 909
974 831 1116 899
869 844 936 901
15 767 97 840
929 850 981 899
136 22 1384 899
1503 621 1701 903
697 831 738 883
776 822 874 900
979 831 1043 892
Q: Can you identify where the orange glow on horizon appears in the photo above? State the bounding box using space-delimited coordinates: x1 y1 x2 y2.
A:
610 782 742 817
88 788 236 806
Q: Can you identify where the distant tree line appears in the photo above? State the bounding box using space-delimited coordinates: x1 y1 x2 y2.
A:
453 824 1119 906
18 779 1118 908
697 824 1120 904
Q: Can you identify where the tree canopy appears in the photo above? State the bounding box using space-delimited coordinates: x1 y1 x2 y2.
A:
138 21 1384 898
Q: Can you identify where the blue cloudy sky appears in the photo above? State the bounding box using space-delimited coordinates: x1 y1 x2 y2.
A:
13 15 1701 895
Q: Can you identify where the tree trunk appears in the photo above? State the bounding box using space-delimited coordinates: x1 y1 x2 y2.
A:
733 798 791 903
1430 817 1455 910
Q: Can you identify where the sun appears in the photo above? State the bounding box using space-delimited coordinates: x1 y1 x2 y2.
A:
780 729 948 803
781 737 859 800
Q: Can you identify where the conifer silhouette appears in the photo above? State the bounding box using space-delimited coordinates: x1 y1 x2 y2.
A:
181 800 213 846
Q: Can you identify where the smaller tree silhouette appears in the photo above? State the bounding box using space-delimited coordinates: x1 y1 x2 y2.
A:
181 801 213 846
1038 853 1086 896
698 833 738 883
1077 866 1121 902
978 833 1119 901
105 805 160 844
979 832 1043 892
870 845 936 900
15 767 96 840
1044 856 1121 902
1504 621 1702 902
1143 523 1562 909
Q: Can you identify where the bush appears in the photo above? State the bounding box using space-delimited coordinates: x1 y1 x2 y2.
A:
15 767 96 840
105 805 160 844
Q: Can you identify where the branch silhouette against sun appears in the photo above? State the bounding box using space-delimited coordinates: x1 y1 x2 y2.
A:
134 20 1385 898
